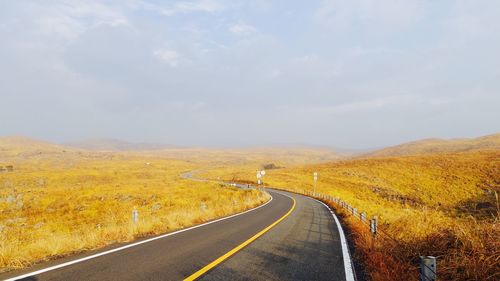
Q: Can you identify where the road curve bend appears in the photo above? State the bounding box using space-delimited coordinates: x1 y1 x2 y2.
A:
1 190 354 281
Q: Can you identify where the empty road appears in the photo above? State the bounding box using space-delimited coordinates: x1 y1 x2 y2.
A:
1 190 354 281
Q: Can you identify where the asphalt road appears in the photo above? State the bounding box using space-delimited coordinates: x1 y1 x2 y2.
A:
1 190 353 281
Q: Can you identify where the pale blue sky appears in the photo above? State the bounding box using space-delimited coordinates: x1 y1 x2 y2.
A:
1 0 499 148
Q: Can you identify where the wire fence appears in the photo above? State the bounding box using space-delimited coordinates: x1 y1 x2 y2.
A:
299 189 437 281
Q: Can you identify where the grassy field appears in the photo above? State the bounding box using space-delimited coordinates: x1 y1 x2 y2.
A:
2 135 499 279
0 137 340 272
203 150 500 281
363 133 500 157
0 153 269 272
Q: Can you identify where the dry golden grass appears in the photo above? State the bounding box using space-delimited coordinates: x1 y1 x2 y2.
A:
204 150 500 281
0 139 338 273
0 154 269 272
2 135 498 279
362 133 500 158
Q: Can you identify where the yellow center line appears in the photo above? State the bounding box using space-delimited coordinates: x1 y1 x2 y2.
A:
184 196 297 281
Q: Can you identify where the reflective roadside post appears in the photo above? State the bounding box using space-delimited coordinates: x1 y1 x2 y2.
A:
313 172 318 196
420 256 437 281
257 171 262 185
132 207 139 224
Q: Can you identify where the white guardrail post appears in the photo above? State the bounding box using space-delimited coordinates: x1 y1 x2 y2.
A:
420 256 437 281
370 216 377 238
306 191 437 281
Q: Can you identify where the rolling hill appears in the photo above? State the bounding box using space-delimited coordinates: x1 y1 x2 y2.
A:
63 139 175 151
206 148 499 281
362 133 500 157
0 136 72 159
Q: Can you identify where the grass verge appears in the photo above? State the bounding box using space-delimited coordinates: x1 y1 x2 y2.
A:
205 151 500 280
0 156 269 272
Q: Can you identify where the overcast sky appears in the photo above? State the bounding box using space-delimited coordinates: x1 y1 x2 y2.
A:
1 0 499 148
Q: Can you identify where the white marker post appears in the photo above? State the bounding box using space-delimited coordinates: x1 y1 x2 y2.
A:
313 172 318 196
256 171 262 185
132 207 139 224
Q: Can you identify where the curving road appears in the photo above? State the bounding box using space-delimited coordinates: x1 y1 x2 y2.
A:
1 190 354 281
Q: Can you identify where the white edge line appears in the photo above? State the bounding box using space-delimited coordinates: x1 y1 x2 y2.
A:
4 194 273 281
270 189 355 281
265 190 296 205
315 199 356 281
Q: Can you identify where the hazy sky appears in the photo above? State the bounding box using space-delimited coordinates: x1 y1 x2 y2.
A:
1 0 499 148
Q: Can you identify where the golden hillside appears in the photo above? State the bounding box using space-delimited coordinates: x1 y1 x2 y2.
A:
204 150 499 280
362 133 500 157
206 150 499 216
0 136 74 159
3 134 498 279
1 136 340 165
138 146 341 167
63 139 174 151
0 144 268 272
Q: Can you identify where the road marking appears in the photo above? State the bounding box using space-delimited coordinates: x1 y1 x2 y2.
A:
4 195 274 281
184 195 297 281
315 199 356 281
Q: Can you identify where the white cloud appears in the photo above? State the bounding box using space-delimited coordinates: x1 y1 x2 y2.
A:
2 1 499 147
268 69 281 79
154 49 182 67
301 94 464 115
158 0 225 16
66 1 128 27
333 96 413 113
229 23 257 35
292 54 319 64
37 14 86 39
34 1 128 40
314 0 424 33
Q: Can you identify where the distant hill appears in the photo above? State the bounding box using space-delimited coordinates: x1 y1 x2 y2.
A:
362 133 500 158
0 136 72 158
63 139 175 151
